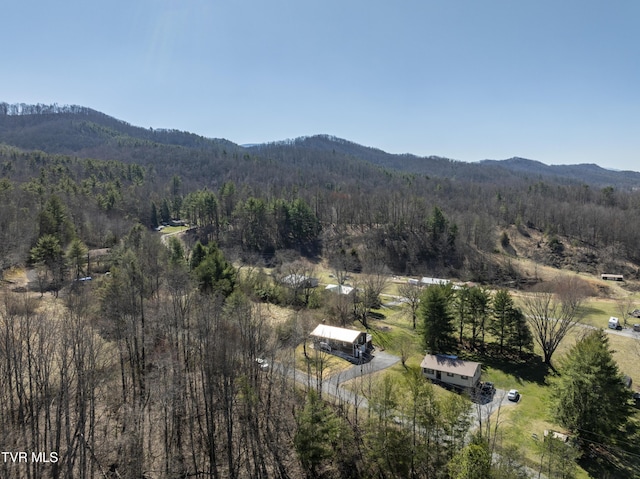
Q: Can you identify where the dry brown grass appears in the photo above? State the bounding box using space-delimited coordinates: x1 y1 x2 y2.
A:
255 302 294 326
293 343 355 377
499 225 639 296
3 266 29 284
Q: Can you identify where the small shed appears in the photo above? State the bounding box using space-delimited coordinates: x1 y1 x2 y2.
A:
309 324 372 358
544 430 570 443
601 273 624 281
420 354 482 391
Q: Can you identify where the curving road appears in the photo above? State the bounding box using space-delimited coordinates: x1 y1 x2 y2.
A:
277 350 401 408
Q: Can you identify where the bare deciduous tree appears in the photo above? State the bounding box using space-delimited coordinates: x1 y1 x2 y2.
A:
521 276 588 367
615 295 636 327
398 282 422 330
275 260 317 307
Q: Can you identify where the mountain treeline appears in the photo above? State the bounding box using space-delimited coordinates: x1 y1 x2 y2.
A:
2 104 640 281
1 103 640 478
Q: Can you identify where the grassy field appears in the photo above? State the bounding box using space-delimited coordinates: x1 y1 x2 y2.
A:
293 343 355 378
333 288 640 478
270 258 640 477
576 296 640 329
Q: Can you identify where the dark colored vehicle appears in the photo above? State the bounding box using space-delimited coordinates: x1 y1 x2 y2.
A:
480 382 495 394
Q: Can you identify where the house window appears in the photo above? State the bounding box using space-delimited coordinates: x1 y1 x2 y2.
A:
446 373 454 377
461 375 468 380
426 368 434 374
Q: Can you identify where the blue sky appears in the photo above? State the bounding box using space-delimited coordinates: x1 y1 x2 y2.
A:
2 1 639 171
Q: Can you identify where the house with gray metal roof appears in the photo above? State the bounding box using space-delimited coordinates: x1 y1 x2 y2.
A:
420 354 482 392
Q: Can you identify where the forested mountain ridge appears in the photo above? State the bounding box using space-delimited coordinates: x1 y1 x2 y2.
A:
248 134 640 188
0 102 238 160
2 102 639 188
2 102 640 281
2 104 640 479
480 157 640 189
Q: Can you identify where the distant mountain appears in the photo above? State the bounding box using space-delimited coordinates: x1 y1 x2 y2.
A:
2 102 639 190
248 134 517 183
480 157 640 189
250 135 640 189
0 102 238 158
4 102 640 282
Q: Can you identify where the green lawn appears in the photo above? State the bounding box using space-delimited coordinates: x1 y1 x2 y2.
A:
281 267 640 478
579 297 634 328
360 299 640 478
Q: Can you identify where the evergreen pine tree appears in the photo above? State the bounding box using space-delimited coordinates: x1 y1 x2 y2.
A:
551 329 632 444
420 284 456 354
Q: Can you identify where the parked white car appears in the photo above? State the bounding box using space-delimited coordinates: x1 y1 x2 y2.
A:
507 389 520 402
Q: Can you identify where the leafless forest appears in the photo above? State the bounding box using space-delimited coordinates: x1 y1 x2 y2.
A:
2 105 640 478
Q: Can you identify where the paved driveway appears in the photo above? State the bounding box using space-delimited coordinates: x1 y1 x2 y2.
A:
326 350 401 386
277 350 401 408
470 388 520 431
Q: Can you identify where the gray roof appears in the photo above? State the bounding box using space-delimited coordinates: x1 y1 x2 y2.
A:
420 354 481 377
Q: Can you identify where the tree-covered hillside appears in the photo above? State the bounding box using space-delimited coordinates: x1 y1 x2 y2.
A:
2 102 640 280
2 103 640 479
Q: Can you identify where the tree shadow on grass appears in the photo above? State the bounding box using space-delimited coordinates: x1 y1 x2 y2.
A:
579 413 640 479
576 413 640 479
578 441 640 479
462 348 552 386
579 304 607 317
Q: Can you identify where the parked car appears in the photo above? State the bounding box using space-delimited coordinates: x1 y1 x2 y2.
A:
633 324 640 332
507 389 520 402
480 382 495 394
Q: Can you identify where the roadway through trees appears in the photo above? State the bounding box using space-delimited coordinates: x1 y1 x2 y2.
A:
277 350 400 408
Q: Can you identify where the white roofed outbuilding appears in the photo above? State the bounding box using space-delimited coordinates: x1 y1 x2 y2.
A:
420 277 450 286
309 324 372 359
281 274 318 288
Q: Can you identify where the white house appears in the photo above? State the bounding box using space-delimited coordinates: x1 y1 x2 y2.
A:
420 354 482 391
325 284 355 296
281 274 318 288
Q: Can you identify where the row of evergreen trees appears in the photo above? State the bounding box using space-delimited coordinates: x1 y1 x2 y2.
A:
152 186 323 256
419 284 533 358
